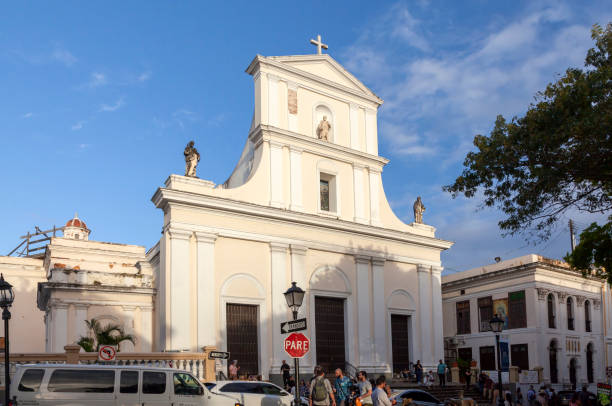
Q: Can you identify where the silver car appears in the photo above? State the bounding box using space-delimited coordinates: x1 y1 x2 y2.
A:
390 389 445 406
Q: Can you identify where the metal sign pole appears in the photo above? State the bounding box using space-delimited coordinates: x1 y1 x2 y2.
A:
292 309 300 406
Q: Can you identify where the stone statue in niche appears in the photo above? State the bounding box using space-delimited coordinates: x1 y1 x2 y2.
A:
184 140 200 177
316 116 331 141
413 196 426 224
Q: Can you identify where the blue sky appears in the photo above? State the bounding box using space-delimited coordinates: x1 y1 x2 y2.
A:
1 1 610 273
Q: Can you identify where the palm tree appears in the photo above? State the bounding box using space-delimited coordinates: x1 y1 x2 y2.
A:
77 318 136 352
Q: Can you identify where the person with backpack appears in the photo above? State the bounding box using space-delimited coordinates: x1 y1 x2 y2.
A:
310 366 336 406
527 385 536 406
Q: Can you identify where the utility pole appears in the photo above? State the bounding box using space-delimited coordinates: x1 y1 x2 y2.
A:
569 219 576 251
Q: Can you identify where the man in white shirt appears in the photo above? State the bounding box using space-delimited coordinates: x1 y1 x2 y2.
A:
371 376 396 406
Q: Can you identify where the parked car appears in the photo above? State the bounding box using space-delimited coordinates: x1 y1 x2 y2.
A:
11 363 243 406
207 381 294 406
390 389 445 406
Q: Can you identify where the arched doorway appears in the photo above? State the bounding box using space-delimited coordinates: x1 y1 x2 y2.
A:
587 343 594 383
570 358 577 390
549 340 558 383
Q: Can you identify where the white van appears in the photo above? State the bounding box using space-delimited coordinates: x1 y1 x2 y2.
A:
10 364 244 406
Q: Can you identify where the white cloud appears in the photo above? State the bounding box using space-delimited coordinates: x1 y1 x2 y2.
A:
173 109 198 128
137 71 152 82
21 112 33 119
389 5 430 52
87 72 107 88
71 121 86 130
99 97 125 112
51 47 77 66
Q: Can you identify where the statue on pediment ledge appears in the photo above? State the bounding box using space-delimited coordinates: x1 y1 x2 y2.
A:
317 116 331 141
184 140 200 178
414 196 425 224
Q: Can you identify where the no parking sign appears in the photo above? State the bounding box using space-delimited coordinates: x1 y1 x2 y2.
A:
98 345 117 361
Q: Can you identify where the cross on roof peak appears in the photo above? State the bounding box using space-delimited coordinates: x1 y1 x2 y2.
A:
309 34 328 55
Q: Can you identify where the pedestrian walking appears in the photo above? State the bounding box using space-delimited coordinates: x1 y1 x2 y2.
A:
334 368 351 406
516 388 524 406
437 360 447 387
371 375 397 406
228 360 240 380
309 367 336 406
464 369 472 390
357 371 373 406
526 385 536 406
414 361 423 384
281 360 291 388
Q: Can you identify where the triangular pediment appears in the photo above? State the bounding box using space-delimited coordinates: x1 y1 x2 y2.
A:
250 54 382 104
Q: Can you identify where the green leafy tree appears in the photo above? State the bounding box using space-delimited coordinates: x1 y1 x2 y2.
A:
444 24 612 277
77 318 135 352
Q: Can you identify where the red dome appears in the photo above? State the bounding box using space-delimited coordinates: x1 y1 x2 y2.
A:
65 217 87 229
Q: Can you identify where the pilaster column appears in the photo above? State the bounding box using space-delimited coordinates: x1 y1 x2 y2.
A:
290 245 308 319
355 255 373 366
168 227 192 351
365 108 377 155
368 168 381 226
431 266 444 363
267 73 279 127
353 163 367 223
269 141 284 208
73 304 88 343
372 257 387 365
270 243 289 368
121 306 136 352
349 103 360 150
417 264 433 367
140 307 153 352
289 147 303 211
195 232 217 349
52 303 69 353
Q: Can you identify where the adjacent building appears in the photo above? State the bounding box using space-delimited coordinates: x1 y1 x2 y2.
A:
442 254 607 388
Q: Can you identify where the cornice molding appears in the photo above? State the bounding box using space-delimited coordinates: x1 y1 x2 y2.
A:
249 125 389 168
246 55 383 105
152 189 453 251
442 262 604 292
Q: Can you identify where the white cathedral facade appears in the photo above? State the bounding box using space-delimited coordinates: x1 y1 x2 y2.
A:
1 47 453 379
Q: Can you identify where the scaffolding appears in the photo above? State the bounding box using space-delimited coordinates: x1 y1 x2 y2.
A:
7 226 63 258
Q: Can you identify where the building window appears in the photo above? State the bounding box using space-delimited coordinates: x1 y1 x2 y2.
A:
320 180 329 211
478 297 493 332
587 343 594 383
585 300 592 332
567 297 575 330
456 301 471 334
508 290 527 329
479 346 496 370
458 347 473 363
319 173 337 213
547 293 556 329
549 340 558 384
510 344 529 371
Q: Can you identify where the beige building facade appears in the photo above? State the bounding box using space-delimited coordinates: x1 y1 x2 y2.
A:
1 50 453 379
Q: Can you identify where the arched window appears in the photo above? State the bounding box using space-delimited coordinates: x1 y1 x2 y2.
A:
585 300 592 332
549 340 558 384
547 294 556 328
567 297 574 330
587 343 594 383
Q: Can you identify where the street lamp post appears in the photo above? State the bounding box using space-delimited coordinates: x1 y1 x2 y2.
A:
283 282 305 406
0 274 15 406
489 314 505 406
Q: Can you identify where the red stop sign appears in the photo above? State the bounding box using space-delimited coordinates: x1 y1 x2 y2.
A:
284 333 310 358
